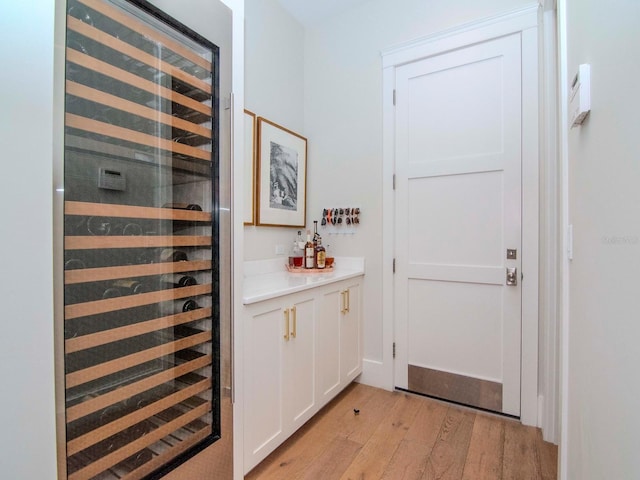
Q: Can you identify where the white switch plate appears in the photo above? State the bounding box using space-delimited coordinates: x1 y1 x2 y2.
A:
275 244 285 255
570 64 591 128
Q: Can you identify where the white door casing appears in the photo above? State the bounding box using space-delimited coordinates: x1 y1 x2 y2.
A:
381 5 539 425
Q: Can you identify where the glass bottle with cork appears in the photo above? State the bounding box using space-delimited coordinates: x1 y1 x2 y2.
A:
315 234 326 269
304 230 315 269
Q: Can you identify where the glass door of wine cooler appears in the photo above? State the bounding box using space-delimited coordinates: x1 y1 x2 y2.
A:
60 0 225 478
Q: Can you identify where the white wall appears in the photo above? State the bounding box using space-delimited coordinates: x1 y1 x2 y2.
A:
303 0 537 375
244 0 306 260
564 0 640 478
0 2 58 478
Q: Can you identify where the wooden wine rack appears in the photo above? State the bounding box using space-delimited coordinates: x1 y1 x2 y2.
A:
62 0 220 478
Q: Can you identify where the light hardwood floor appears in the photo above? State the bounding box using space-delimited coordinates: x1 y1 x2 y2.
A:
245 382 557 480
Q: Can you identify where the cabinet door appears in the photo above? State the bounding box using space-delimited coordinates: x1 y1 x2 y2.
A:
244 302 286 468
341 282 362 384
284 297 316 431
317 286 342 403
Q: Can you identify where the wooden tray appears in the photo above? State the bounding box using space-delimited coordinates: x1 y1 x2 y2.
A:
286 264 334 273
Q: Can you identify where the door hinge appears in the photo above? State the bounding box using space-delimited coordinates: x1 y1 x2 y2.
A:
393 174 396 190
393 89 396 106
393 258 396 273
393 342 396 358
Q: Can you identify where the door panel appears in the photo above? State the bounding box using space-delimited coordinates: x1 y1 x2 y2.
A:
394 33 522 416
406 56 506 161
408 281 503 381
408 171 504 267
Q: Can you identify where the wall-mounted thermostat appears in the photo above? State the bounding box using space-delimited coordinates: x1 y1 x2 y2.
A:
98 167 126 191
569 64 591 128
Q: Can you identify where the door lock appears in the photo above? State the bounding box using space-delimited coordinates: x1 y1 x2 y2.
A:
506 267 518 286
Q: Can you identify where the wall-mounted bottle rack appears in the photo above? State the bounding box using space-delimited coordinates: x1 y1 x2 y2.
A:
320 207 362 235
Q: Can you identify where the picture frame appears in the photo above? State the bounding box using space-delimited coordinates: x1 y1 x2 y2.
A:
256 117 307 227
243 109 257 225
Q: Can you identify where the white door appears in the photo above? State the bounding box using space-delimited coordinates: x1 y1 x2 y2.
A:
394 33 522 416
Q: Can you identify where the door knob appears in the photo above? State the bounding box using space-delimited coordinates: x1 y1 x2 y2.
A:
506 267 518 286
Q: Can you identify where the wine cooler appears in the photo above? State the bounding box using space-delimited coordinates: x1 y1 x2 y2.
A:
58 0 232 478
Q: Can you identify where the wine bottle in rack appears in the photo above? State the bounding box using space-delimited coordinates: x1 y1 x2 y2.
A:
162 202 203 211
64 258 86 270
159 248 189 262
122 222 143 236
86 216 112 236
68 3 94 26
111 279 149 295
161 273 197 288
174 299 200 313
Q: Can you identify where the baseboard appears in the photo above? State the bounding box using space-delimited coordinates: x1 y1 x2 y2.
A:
357 358 393 391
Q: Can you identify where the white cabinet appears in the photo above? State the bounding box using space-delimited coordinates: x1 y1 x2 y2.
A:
340 281 362 383
244 292 317 471
317 280 362 405
243 275 363 474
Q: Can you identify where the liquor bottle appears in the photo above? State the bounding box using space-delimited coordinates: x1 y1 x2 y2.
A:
312 221 319 267
315 235 326 269
161 273 197 288
304 230 314 269
289 231 304 267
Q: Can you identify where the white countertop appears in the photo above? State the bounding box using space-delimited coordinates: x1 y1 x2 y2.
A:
242 257 365 305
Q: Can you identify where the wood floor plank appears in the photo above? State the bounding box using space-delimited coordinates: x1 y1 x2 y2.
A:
244 423 335 480
461 413 505 480
334 387 401 446
421 408 476 480
339 392 423 480
502 420 542 480
313 382 379 435
381 439 431 480
405 397 450 447
300 437 362 480
537 429 559 480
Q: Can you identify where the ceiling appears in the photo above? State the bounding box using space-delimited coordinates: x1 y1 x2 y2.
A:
276 0 372 27
276 1 554 27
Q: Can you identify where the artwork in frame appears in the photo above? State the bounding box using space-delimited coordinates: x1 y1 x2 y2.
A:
244 109 257 225
256 117 307 227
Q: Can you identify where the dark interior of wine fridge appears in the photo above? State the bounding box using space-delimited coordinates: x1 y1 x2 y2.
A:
62 0 221 478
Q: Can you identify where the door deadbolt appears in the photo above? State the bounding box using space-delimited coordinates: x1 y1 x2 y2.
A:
506 267 518 286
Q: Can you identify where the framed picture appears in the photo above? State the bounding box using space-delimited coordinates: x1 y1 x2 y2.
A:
256 117 307 227
243 109 257 225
